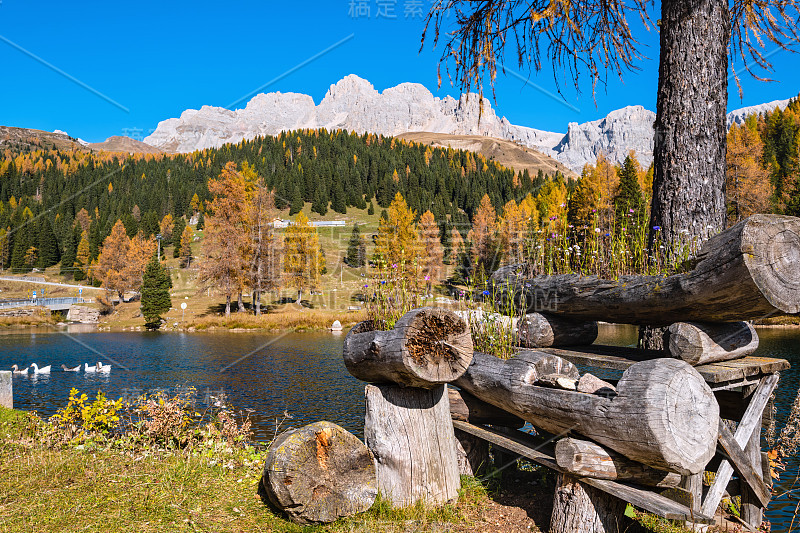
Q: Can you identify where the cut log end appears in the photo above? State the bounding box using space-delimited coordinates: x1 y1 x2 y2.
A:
742 214 800 314
619 359 719 474
343 308 474 388
262 421 377 524
401 307 473 380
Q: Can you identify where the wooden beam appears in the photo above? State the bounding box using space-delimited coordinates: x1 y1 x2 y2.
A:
701 374 779 517
452 421 714 524
717 422 771 507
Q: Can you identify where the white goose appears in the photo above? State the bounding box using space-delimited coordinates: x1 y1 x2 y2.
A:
30 363 51 374
84 362 98 374
10 364 28 374
96 362 112 373
61 364 80 372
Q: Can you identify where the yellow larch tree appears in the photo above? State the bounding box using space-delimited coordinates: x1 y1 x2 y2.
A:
283 211 324 303
375 192 420 280
418 210 444 293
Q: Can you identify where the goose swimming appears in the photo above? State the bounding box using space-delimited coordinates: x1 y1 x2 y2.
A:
61 364 80 372
30 363 51 374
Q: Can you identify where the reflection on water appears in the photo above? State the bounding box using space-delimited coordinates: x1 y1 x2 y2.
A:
0 330 365 441
1 324 799 530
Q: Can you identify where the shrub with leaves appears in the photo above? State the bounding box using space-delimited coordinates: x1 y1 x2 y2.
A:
48 388 123 444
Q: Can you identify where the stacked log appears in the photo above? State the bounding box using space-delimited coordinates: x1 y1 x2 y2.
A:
516 312 598 348
454 350 719 474
490 214 800 325
344 307 472 508
343 307 473 388
665 321 759 365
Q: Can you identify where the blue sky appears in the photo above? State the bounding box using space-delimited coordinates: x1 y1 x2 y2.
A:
0 0 798 143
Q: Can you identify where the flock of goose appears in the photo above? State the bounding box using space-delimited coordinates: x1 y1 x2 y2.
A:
9 362 112 375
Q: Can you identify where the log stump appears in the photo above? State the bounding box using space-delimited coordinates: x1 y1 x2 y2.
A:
364 384 460 507
454 428 489 477
344 307 473 388
261 421 377 524
551 473 628 533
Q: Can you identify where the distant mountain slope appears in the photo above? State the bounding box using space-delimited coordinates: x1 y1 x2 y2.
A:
0 126 86 152
397 131 577 178
87 136 163 154
141 75 797 173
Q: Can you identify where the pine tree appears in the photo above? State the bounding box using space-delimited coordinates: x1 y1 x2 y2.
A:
60 227 77 278
346 224 366 267
196 211 204 230
367 201 375 215
172 217 186 258
140 254 172 330
330 180 347 214
614 154 646 234
289 185 304 216
37 217 60 269
312 186 329 216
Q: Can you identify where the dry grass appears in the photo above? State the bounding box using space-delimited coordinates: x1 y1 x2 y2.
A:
184 308 368 331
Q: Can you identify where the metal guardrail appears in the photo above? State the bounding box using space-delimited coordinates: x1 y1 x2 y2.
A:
0 297 85 310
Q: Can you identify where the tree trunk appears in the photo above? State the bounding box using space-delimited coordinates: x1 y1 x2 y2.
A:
255 290 262 316
555 437 682 488
492 215 800 325
364 384 461 507
649 0 730 249
225 294 231 318
454 351 719 474
550 473 628 533
343 307 473 389
237 292 245 313
261 421 377 524
666 321 759 365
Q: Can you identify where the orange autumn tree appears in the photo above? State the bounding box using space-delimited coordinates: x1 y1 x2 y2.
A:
94 220 156 300
200 162 250 317
727 122 771 224
418 210 444 293
469 194 498 274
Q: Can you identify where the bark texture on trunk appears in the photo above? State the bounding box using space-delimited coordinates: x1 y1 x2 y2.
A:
650 0 730 248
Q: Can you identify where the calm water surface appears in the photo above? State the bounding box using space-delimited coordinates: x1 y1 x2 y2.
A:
2 325 800 530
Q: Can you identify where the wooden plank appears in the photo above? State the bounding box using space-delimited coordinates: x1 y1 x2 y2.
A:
717 422 771 507
701 374 779 517
452 421 714 524
539 345 789 385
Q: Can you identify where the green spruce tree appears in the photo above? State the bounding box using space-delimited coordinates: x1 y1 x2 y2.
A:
140 254 172 330
614 155 646 233
289 185 304 216
37 217 60 269
345 224 366 267
60 227 77 278
172 217 186 258
195 211 204 230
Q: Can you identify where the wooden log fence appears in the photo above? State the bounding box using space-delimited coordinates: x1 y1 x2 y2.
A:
328 216 795 530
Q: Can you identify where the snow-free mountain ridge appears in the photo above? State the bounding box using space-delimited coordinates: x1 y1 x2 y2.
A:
143 75 795 173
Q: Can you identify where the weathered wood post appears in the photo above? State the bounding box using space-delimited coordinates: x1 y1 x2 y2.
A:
344 307 473 508
364 384 461 506
0 371 11 409
551 473 629 533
